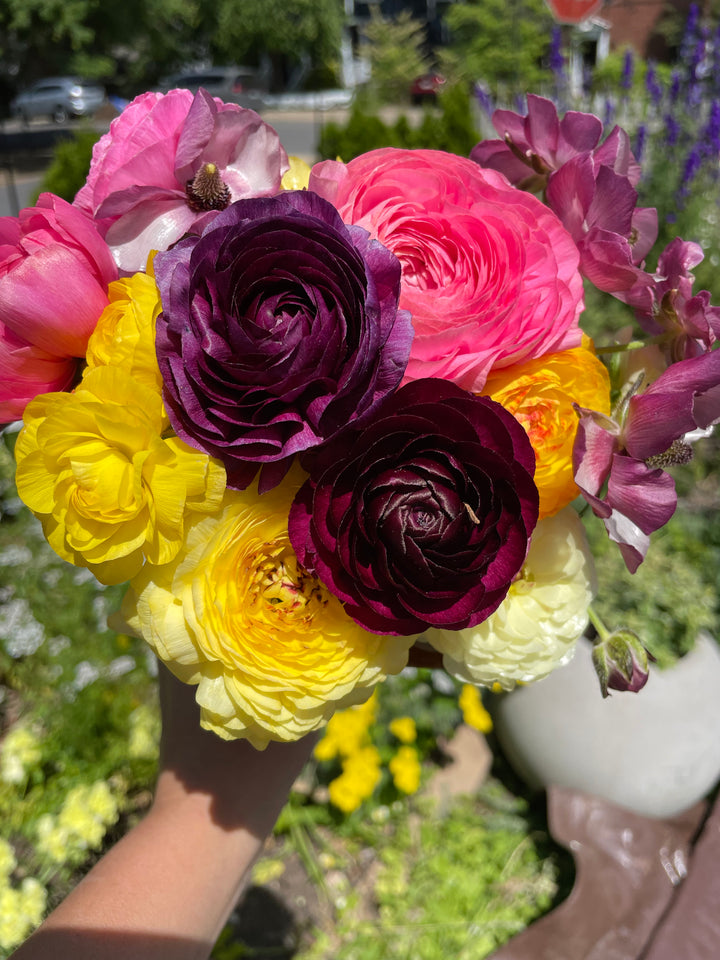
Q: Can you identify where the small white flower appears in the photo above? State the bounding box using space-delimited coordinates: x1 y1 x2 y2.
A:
73 661 101 691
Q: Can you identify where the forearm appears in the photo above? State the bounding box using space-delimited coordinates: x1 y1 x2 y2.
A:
12 668 313 960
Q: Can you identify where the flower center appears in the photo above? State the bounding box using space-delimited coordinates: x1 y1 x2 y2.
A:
248 545 327 623
185 163 231 212
644 438 693 469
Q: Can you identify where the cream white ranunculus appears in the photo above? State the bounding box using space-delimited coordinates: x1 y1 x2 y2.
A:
425 508 596 690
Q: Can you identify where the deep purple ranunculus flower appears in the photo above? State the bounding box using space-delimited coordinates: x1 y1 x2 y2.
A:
154 190 413 491
288 379 539 636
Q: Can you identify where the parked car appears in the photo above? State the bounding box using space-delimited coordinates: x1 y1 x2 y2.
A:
11 77 106 124
157 66 267 109
410 72 446 105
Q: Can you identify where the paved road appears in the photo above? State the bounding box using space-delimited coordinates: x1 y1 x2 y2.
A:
0 109 345 217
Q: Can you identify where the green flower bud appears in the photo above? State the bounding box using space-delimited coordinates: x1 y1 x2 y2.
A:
592 629 651 698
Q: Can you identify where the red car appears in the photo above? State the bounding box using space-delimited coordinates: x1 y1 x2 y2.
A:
410 73 446 105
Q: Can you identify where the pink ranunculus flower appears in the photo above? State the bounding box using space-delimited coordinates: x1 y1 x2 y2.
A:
0 194 118 421
310 148 584 391
0 326 77 423
74 88 289 273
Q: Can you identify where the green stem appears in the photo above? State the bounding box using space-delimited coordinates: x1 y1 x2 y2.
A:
594 333 670 356
587 604 611 642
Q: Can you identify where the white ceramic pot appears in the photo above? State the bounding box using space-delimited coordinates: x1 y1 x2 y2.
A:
491 632 720 818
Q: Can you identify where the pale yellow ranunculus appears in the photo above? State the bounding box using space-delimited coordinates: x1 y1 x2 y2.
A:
426 508 596 690
121 472 412 748
15 366 226 584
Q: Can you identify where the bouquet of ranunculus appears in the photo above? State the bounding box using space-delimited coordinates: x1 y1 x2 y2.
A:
2 89 719 748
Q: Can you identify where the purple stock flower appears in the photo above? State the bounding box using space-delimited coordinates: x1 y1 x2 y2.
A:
289 379 539 635
574 350 720 572
154 190 413 491
634 124 647 163
474 85 494 119
603 98 616 129
678 144 703 202
621 49 635 93
669 70 681 103
664 113 680 147
645 62 663 107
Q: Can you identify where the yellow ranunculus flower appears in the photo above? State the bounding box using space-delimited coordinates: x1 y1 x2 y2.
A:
484 345 611 519
425 508 596 690
389 745 421 795
85 268 163 393
459 684 493 734
389 716 417 744
122 472 413 748
15 366 226 585
281 155 312 190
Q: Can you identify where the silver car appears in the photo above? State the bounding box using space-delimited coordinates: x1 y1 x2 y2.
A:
11 77 106 124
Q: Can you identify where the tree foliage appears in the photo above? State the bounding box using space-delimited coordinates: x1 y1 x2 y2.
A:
212 0 344 88
441 0 554 94
362 8 431 105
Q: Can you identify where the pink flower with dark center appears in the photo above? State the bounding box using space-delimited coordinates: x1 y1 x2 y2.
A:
75 88 288 273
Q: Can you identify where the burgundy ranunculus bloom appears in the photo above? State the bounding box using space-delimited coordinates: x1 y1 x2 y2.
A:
288 379 539 635
154 190 412 491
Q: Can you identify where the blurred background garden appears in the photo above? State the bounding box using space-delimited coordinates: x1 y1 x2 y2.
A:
3 1 720 956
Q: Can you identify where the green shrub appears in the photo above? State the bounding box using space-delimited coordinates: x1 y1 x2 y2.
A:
35 129 100 203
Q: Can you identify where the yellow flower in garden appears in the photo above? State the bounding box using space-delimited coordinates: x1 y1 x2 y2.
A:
389 745 421 795
426 508 596 690
281 155 312 190
122 471 413 748
15 366 226 584
389 716 417 744
314 692 378 762
0 838 16 880
84 267 164 393
35 815 72 864
0 724 42 784
484 345 611 519
0 879 47 952
459 684 493 734
328 745 382 812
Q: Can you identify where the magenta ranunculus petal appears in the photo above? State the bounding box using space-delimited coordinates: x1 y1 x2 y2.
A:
289 379 538 636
